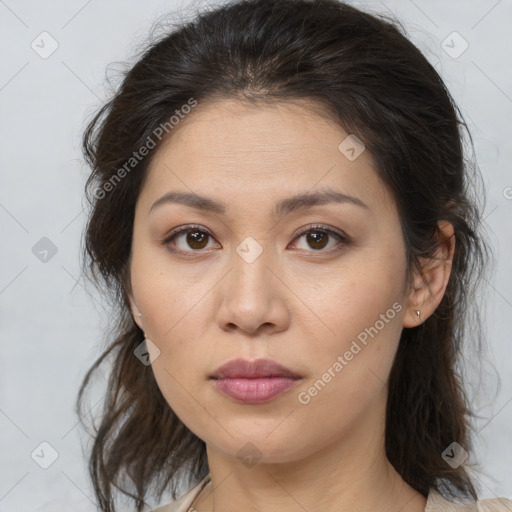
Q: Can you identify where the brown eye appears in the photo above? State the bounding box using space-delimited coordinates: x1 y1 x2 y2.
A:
163 225 218 253
305 231 329 250
184 230 209 250
162 223 349 256
291 225 349 253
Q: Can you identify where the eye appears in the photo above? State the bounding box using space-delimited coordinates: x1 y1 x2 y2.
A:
162 223 350 255
162 224 218 253
290 224 349 253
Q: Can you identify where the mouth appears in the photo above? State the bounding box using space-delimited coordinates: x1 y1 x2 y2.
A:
209 358 303 404
211 376 302 404
209 357 302 380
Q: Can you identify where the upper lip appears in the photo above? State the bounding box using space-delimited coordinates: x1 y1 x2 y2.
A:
210 358 302 379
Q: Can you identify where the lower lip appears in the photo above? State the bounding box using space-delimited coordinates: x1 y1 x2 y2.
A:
212 377 300 404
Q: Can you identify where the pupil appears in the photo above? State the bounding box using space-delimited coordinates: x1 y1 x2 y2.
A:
188 231 208 249
308 231 327 250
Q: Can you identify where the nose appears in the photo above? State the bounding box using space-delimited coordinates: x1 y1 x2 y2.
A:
215 242 290 335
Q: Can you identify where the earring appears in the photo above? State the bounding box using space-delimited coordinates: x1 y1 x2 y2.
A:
136 312 146 336
416 310 421 320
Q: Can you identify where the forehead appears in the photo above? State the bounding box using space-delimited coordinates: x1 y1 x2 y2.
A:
140 98 397 218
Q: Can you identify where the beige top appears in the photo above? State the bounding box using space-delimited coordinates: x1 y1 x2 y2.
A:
151 473 512 512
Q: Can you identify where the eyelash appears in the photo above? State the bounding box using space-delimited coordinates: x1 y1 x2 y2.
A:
162 223 350 255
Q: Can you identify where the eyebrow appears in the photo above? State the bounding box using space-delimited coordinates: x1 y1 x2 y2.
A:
149 187 369 217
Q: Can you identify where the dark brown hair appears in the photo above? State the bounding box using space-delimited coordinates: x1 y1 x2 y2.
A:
77 0 493 510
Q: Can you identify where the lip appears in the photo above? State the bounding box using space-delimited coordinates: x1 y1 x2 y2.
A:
209 358 302 380
213 377 300 404
209 358 303 404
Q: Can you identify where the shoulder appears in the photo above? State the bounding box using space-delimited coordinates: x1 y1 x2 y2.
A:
426 488 512 512
150 474 211 512
150 481 512 512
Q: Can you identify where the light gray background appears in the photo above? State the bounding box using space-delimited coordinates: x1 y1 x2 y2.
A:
0 0 511 510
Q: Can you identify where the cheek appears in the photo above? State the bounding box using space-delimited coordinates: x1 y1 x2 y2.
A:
130 246 207 338
293 263 405 408
290 308 403 457
301 255 405 344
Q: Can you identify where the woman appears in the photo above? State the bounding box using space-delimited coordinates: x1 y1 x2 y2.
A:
77 0 512 511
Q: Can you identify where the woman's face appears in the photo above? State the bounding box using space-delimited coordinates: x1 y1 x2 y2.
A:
128 98 415 465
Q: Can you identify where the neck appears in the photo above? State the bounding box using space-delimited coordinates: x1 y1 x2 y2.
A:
192 421 426 512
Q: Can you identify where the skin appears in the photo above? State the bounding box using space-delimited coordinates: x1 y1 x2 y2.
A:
127 98 455 512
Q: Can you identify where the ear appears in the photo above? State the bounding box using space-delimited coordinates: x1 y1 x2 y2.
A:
128 292 144 331
403 220 455 328
124 260 144 331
